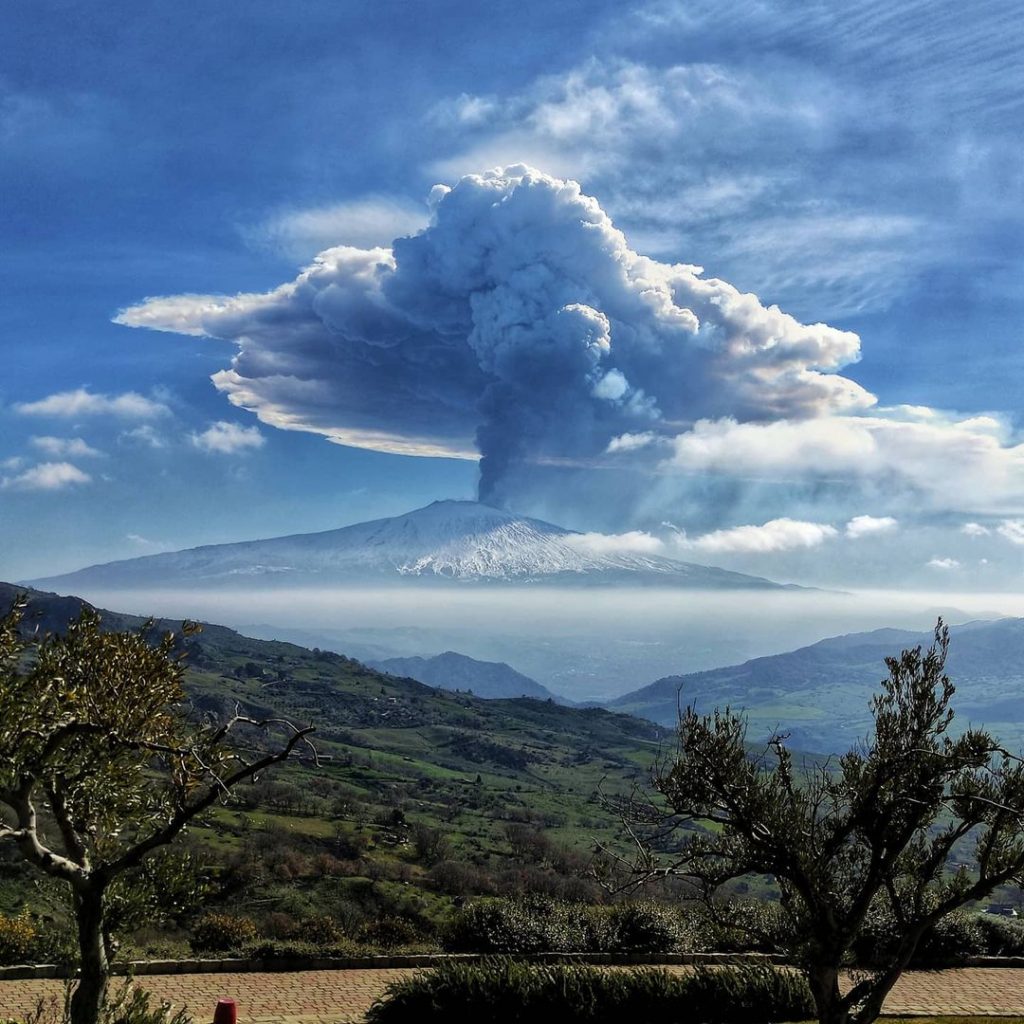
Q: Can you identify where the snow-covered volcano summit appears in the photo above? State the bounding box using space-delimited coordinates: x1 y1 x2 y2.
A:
27 500 791 590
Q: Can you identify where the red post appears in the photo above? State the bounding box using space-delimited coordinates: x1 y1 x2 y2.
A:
213 998 238 1024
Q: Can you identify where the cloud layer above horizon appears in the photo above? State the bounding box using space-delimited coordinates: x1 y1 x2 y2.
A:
116 166 1024 528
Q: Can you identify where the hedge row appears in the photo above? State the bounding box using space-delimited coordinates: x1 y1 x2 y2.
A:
366 960 814 1024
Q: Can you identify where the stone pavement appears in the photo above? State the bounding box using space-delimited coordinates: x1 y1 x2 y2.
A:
0 969 411 1023
4 966 1024 1021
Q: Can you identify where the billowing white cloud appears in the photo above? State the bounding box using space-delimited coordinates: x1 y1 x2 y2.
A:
676 518 838 554
117 166 869 501
113 167 1024 533
927 557 961 570
1 461 92 491
16 388 168 419
650 412 1024 515
30 436 103 458
845 514 898 539
190 421 265 455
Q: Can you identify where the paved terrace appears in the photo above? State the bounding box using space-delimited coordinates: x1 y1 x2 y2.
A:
4 967 1024 1022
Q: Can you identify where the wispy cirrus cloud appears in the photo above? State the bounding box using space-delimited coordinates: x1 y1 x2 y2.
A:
426 58 939 317
251 196 430 261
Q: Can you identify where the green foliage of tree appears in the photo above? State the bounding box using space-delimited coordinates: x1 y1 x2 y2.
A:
0 597 313 1024
616 622 1024 1024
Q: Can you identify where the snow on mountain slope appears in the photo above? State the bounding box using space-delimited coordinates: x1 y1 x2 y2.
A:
26 500 791 590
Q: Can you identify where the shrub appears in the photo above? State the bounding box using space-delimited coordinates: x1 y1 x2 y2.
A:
442 897 597 954
365 959 813 1024
688 901 792 954
359 916 425 949
411 824 453 865
1 982 192 1024
427 859 494 897
0 912 39 965
240 938 362 960
852 904 987 966
915 910 987 965
97 986 192 1024
604 902 688 954
683 965 814 1023
304 914 345 946
263 912 299 940
189 913 257 953
977 914 1024 955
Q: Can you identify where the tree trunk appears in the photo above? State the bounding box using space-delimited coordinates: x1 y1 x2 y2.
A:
806 963 850 1024
69 884 109 1024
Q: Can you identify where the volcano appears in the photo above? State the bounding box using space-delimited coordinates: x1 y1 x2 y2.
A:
27 500 798 591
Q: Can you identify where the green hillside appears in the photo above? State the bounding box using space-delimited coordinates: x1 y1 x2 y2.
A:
610 618 1024 752
0 582 673 958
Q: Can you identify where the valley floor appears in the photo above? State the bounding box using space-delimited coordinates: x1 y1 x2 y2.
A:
3 966 1024 1022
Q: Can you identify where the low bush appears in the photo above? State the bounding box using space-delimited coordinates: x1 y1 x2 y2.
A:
1 982 191 1024
681 965 813 1022
303 914 345 946
0 912 71 967
365 959 814 1024
0 912 40 965
189 912 257 953
852 904 989 966
359 915 426 949
442 896 602 954
977 914 1024 955
443 896 694 955
604 901 690 954
688 901 792 954
95 986 192 1024
915 910 987 965
240 938 363 960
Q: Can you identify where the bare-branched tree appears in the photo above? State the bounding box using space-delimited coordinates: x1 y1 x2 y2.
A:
0 597 315 1024
601 622 1024 1024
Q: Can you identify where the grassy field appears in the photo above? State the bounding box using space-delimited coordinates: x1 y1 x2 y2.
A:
0 583 690 957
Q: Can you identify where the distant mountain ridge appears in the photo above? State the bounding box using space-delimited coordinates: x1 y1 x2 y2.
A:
609 618 1024 752
26 500 794 591
0 578 668 786
370 650 564 702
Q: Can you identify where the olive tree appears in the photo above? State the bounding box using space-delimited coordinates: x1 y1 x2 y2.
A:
610 622 1024 1024
0 597 315 1024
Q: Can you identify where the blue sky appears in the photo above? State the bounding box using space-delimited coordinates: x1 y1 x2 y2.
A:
3 0 1024 587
